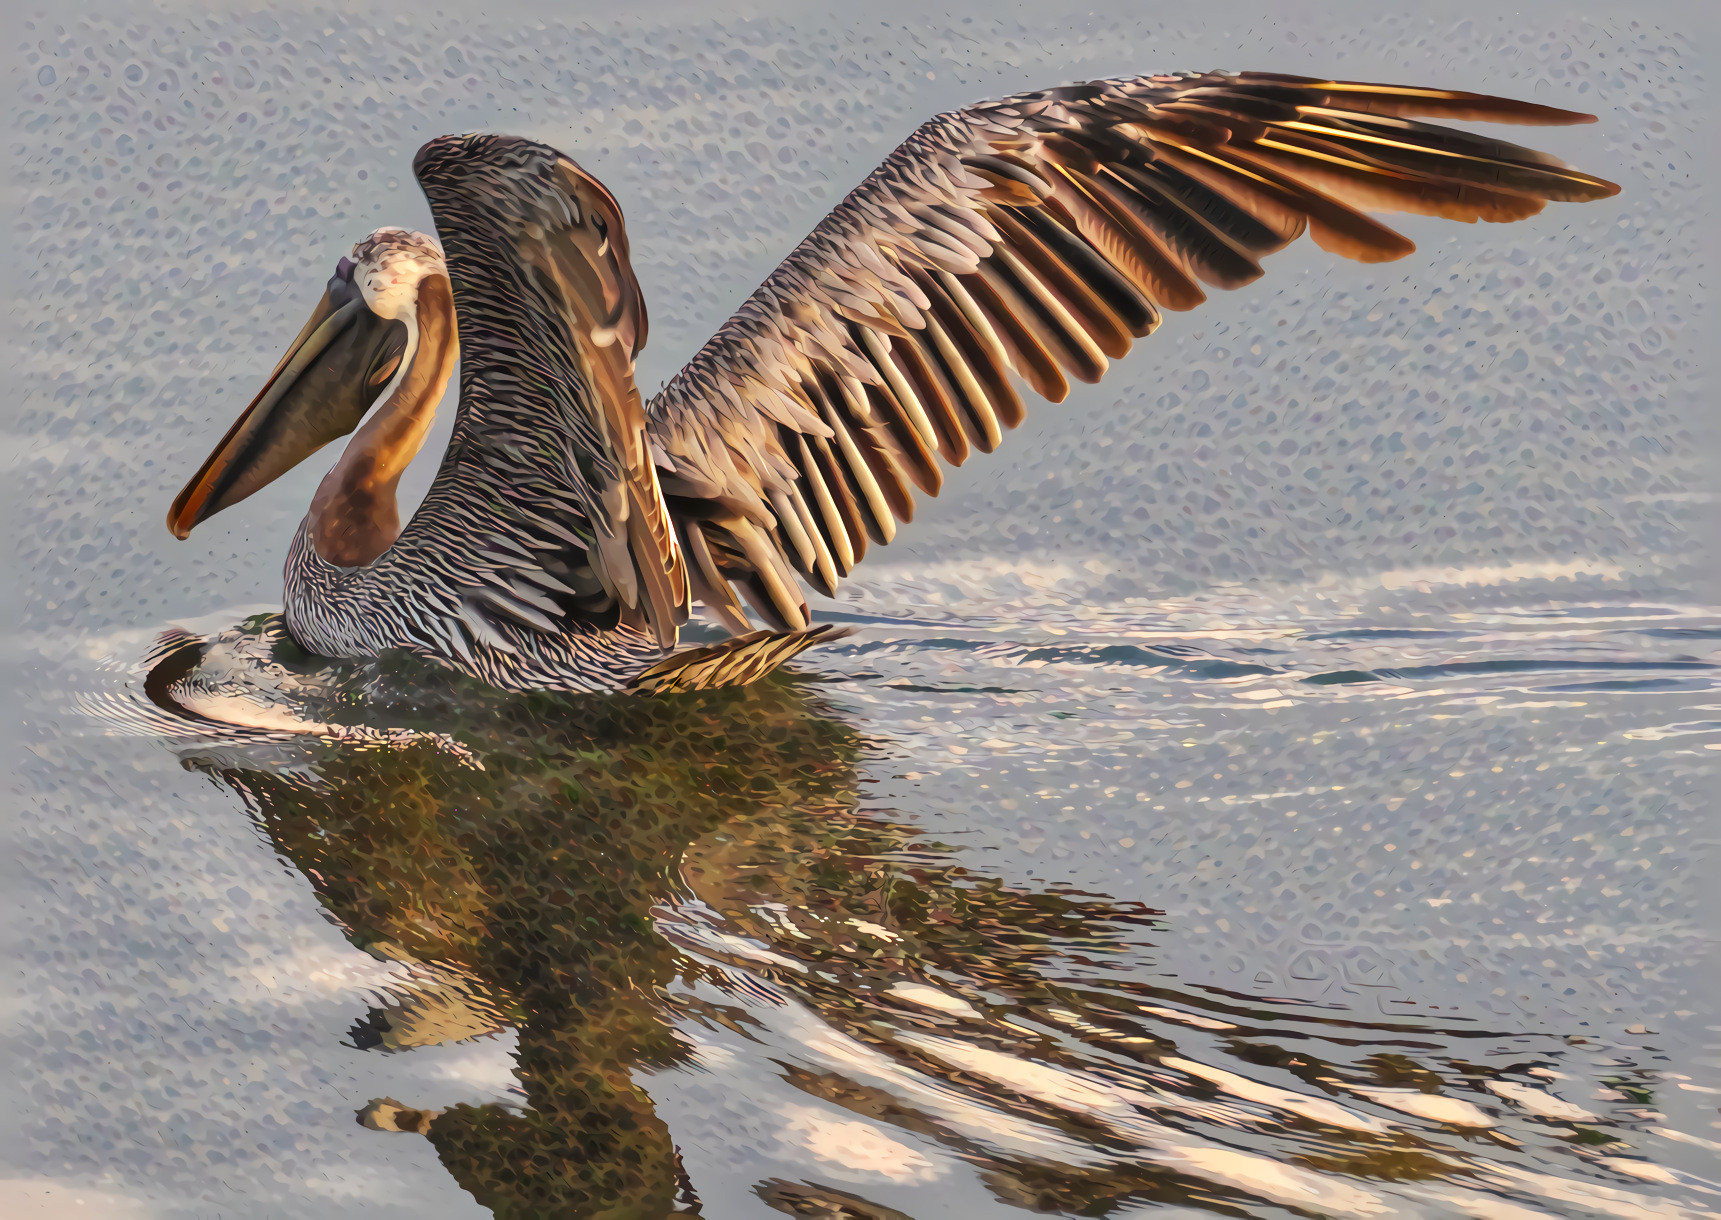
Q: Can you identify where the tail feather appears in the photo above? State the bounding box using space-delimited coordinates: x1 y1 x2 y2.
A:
627 623 853 693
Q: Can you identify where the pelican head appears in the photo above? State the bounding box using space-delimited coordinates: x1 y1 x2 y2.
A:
168 227 458 566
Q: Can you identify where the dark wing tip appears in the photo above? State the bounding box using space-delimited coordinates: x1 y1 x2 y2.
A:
1507 102 1601 126
1234 72 1603 127
1454 96 1601 127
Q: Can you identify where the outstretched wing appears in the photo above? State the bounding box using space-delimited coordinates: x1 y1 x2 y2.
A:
412 134 688 649
646 71 1618 632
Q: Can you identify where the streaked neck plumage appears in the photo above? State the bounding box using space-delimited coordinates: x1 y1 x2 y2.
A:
307 251 458 568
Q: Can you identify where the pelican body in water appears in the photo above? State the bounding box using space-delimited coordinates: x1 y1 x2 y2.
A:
168 71 1618 693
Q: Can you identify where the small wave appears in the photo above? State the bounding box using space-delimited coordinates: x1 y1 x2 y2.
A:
1305 658 1716 687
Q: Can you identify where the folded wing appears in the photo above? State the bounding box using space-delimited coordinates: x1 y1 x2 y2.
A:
413 135 689 650
645 71 1618 632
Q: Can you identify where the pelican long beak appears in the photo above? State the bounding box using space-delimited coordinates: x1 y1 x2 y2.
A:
167 273 410 539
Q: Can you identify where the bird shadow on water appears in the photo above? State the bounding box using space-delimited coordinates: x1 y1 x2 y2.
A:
83 616 1719 1219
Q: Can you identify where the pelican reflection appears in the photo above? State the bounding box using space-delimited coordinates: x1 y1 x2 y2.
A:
106 619 1711 1218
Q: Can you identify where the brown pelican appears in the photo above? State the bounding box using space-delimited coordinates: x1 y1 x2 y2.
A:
166 71 1618 693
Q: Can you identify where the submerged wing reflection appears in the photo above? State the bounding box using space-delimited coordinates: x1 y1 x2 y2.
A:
96 616 1717 1218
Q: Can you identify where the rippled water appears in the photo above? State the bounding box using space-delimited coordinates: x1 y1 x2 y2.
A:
7 2 1717 1218
32 592 1721 1217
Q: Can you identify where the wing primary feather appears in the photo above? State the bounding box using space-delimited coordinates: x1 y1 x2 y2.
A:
815 386 897 544
1043 168 1207 310
795 432 857 574
1000 205 1159 338
888 328 971 466
860 374 944 495
767 487 819 575
931 269 1030 428
1224 72 1600 126
1246 131 1548 223
679 518 752 634
1139 139 1312 247
1116 154 1292 258
832 376 916 522
987 205 1135 358
1210 140 1417 262
978 245 1108 384
1100 163 1267 289
956 268 1069 402
905 267 1004 451
1254 124 1611 209
1274 113 1618 198
729 519 810 630
856 325 941 453
1142 129 1417 262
